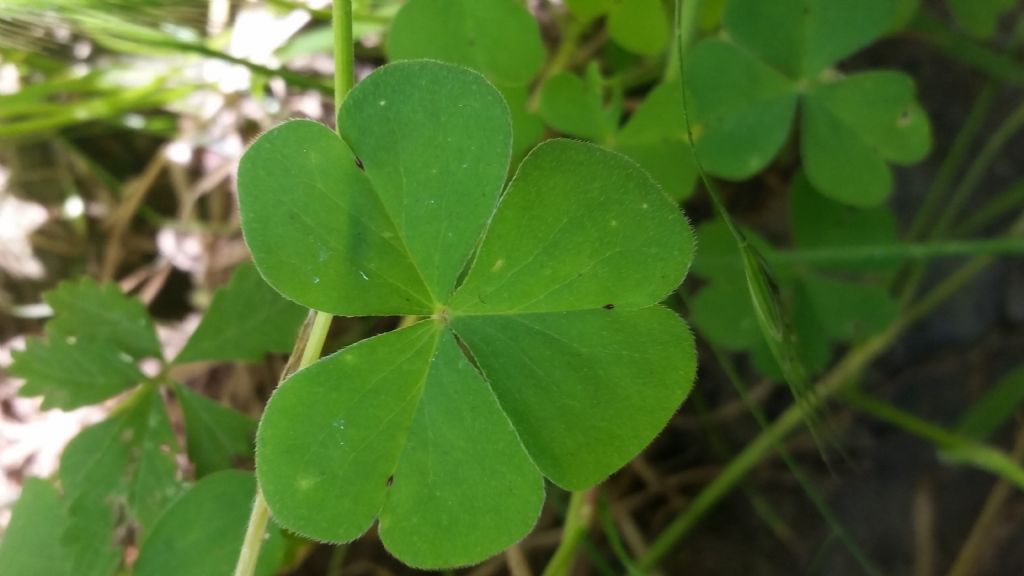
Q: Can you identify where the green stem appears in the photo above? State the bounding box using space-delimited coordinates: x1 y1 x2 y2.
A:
954 180 1024 237
300 311 334 367
765 237 1024 266
905 84 995 241
898 100 1024 307
333 0 354 119
639 214 1024 568
234 311 333 576
907 11 1024 87
842 389 1024 489
541 490 595 576
662 0 699 83
931 100 1024 238
234 490 272 576
704 340 882 576
528 18 583 111
946 424 1024 576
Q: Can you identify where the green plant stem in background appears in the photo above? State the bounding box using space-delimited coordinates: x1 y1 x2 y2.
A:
541 489 596 576
768 237 1024 267
841 389 1024 489
931 101 1024 238
528 18 583 111
333 0 354 119
673 0 822 454
233 488 272 576
946 424 1024 576
905 84 995 241
955 180 1024 237
640 214 1024 569
702 340 882 576
908 12 1024 87
662 0 699 83
899 99 1024 306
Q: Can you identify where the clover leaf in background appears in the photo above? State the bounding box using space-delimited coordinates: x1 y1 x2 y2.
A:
689 172 899 378
614 80 699 201
565 0 670 56
238 60 696 569
538 65 622 144
387 0 545 157
686 0 932 206
537 67 698 201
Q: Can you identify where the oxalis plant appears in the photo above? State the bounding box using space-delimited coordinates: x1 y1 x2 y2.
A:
235 57 697 569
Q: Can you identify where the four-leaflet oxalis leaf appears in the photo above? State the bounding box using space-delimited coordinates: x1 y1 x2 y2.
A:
685 0 932 206
238 60 696 568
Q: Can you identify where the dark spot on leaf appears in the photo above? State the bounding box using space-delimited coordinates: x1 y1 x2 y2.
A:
385 475 394 487
603 303 615 310
354 157 364 170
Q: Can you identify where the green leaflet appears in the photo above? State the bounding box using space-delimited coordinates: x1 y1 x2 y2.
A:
44 277 161 359
450 308 696 489
450 139 692 314
685 0 933 205
0 479 73 576
12 278 158 409
614 80 699 201
60 383 181 545
686 39 797 179
566 0 669 56
388 0 544 87
241 60 696 568
337 62 513 302
134 471 285 576
386 0 544 157
725 0 893 78
789 171 898 254
175 263 306 363
174 383 257 477
537 71 619 143
801 72 932 206
537 70 700 201
238 118 433 316
11 333 143 409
